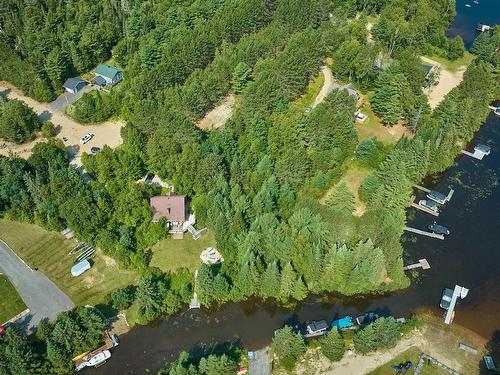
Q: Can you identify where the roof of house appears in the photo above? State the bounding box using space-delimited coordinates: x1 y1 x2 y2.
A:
150 194 186 222
63 77 86 91
309 320 329 332
95 63 121 80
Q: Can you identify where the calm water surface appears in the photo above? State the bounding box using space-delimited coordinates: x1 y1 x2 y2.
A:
90 5 500 373
448 0 500 48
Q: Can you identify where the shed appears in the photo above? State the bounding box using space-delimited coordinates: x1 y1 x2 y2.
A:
63 77 87 94
93 75 107 87
95 64 123 86
71 259 91 277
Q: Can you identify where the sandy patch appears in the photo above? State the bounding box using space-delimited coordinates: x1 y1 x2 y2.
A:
421 57 467 109
196 94 235 130
366 22 375 45
0 82 124 165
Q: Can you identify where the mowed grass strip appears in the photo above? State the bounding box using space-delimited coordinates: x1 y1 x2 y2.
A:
0 275 27 323
0 219 137 306
150 230 216 273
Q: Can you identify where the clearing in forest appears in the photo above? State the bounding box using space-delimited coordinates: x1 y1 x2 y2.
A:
0 219 137 306
421 56 469 109
0 82 124 164
196 94 235 130
321 162 371 217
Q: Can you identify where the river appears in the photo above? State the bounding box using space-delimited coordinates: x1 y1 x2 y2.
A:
91 5 500 375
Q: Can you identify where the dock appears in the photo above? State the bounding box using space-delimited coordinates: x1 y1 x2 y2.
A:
403 259 431 271
74 331 119 371
410 196 439 217
189 270 200 309
404 226 444 240
444 285 469 325
461 149 484 160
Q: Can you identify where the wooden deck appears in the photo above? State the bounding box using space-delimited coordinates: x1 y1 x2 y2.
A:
403 259 431 271
461 149 485 160
404 226 444 240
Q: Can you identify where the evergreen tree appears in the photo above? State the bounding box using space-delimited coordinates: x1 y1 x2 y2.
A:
271 326 306 364
45 47 70 87
232 62 252 94
291 276 308 300
260 261 281 300
319 330 346 362
278 262 296 302
326 181 355 215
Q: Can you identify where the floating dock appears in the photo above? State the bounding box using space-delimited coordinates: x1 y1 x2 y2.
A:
403 259 431 271
461 149 485 160
410 196 439 217
404 226 444 240
444 285 469 325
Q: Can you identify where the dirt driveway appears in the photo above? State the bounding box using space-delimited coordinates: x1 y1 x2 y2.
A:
421 57 467 109
0 82 124 166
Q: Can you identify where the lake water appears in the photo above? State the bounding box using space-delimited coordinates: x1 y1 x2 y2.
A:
89 5 500 374
448 0 500 48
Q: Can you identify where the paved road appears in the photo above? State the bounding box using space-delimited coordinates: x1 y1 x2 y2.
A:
0 240 74 332
50 84 93 113
248 348 271 375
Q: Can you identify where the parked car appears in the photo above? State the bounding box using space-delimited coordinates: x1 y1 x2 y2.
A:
80 133 93 144
90 147 101 154
418 199 439 213
428 223 450 235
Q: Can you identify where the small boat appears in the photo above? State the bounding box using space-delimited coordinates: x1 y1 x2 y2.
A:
331 316 354 330
418 199 439 213
474 144 491 156
428 223 450 236
86 350 111 368
474 0 479 4
302 320 329 338
355 312 379 325
465 4 471 7
427 190 447 205
440 288 454 310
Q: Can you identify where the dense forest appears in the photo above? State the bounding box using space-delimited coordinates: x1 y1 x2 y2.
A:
0 0 499 373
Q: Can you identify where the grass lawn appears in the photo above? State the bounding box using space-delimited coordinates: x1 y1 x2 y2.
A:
321 159 372 217
0 219 137 306
0 275 27 323
290 70 325 111
423 51 474 72
356 93 408 145
150 230 216 273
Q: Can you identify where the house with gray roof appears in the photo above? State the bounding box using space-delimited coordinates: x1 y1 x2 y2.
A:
63 77 87 94
94 63 123 86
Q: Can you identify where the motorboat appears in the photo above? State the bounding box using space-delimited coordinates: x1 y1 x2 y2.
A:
428 223 450 236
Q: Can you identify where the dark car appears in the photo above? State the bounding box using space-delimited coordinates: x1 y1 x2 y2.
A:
428 223 450 235
90 147 101 154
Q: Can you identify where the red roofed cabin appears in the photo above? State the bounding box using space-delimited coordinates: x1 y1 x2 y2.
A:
150 194 187 237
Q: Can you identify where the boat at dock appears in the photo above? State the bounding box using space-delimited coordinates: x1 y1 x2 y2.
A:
87 350 111 368
426 190 448 205
440 288 454 310
477 24 491 32
355 312 379 325
302 320 329 338
428 223 450 236
331 316 354 330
